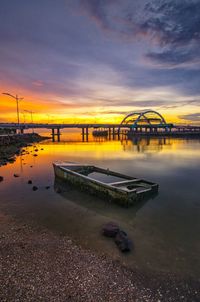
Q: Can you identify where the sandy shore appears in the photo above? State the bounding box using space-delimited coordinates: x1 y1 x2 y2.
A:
0 211 199 302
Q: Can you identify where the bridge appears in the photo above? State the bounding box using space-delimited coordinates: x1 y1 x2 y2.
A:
0 110 200 141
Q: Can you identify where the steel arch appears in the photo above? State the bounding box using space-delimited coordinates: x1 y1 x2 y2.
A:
119 110 167 129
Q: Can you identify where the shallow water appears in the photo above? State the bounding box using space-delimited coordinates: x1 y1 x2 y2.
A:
0 131 200 279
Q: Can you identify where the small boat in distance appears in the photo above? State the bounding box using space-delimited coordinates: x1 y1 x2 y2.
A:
53 162 159 207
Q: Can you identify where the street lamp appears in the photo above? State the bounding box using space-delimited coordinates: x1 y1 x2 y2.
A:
22 111 26 124
24 109 34 133
2 92 23 132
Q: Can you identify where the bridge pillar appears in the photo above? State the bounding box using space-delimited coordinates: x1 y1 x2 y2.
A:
52 128 55 142
82 127 85 136
57 128 61 142
112 127 115 139
86 127 89 141
108 128 111 140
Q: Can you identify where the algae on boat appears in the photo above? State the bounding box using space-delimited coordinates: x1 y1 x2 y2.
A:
53 162 158 207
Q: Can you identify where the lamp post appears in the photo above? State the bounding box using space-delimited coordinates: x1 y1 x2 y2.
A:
24 109 34 133
2 92 23 133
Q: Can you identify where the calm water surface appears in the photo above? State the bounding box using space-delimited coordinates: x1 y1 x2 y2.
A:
0 130 200 279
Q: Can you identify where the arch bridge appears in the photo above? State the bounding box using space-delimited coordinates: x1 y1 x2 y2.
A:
119 110 173 134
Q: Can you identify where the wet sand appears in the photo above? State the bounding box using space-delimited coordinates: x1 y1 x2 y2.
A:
0 211 199 302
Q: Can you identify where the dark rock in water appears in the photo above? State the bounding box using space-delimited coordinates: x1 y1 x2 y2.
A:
114 230 132 252
28 180 32 184
41 148 44 150
30 165 33 168
32 186 38 191
55 187 62 193
34 149 38 152
45 186 50 189
8 158 15 163
14 174 20 177
33 154 38 157
0 176 4 182
102 222 120 237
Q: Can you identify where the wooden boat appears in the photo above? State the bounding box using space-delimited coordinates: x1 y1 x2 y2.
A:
53 162 158 207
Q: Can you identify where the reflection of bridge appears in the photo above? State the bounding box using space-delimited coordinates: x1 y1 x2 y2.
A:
0 110 200 141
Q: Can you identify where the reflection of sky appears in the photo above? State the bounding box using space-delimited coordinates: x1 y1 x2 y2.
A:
0 0 200 123
0 136 200 277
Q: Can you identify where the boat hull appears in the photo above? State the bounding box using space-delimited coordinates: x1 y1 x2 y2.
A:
53 162 158 207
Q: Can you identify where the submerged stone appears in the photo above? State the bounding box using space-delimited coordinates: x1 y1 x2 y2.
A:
28 180 32 184
32 186 38 191
102 222 120 237
13 174 20 177
0 176 4 182
114 230 132 252
55 187 62 193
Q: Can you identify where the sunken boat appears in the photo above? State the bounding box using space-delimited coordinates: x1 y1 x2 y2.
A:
53 162 158 207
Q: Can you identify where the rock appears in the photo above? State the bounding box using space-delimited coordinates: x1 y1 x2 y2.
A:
41 148 44 150
28 180 32 184
34 149 38 152
33 154 38 157
30 165 33 168
45 186 50 189
102 222 120 237
55 187 62 193
0 176 4 182
32 186 38 191
114 230 132 252
14 174 20 177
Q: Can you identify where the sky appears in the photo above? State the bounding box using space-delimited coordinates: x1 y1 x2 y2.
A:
0 0 200 124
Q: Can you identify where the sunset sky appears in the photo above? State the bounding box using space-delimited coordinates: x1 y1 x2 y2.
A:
0 0 200 124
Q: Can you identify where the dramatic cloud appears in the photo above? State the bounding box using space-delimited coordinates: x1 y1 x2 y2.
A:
0 0 199 123
142 0 200 65
179 113 200 122
142 0 200 46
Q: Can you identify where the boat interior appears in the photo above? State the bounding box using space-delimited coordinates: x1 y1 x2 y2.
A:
57 162 157 194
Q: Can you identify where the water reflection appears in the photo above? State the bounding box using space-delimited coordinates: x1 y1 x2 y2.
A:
0 132 200 278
